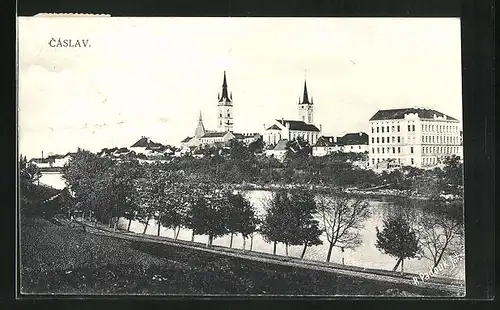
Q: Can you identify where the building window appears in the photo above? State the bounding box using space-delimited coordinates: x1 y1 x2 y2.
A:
372 137 374 143
411 158 414 165
382 127 384 133
372 148 375 154
392 126 395 132
392 147 395 153
377 137 380 143
392 137 395 143
397 136 401 143
371 127 374 133
408 125 411 131
398 147 401 153
387 147 390 153
382 137 385 143
382 148 385 154
410 147 414 154
412 125 415 131
377 148 380 154
397 125 400 132
376 127 379 133
387 126 389 132
220 114 222 117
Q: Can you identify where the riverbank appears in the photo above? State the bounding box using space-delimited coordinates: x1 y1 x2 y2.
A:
234 182 463 203
20 217 462 296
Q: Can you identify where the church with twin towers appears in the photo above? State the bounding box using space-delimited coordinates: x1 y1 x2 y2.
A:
180 71 321 148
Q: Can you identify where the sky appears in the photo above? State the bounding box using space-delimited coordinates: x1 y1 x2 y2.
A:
18 17 462 159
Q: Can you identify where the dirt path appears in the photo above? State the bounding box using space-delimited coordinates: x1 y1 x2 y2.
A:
78 220 464 295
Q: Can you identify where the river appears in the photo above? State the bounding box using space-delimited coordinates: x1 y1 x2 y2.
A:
39 172 465 280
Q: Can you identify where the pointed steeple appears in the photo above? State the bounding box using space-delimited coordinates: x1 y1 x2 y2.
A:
195 111 206 138
218 71 231 103
300 80 311 105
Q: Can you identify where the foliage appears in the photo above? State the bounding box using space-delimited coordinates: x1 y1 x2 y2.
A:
184 179 233 245
260 190 290 251
226 193 259 239
288 190 323 258
375 214 421 271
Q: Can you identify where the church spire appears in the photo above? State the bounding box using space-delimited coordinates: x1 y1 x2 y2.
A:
195 111 205 138
300 80 311 105
218 71 231 103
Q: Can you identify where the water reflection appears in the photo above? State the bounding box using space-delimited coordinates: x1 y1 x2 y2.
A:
39 172 465 280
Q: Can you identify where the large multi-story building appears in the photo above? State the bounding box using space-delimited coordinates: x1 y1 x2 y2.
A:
368 108 462 169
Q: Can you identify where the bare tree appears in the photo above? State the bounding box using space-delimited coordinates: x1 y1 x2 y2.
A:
417 211 464 268
317 193 371 263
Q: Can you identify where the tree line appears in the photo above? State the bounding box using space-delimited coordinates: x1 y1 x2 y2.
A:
19 148 464 273
164 138 463 199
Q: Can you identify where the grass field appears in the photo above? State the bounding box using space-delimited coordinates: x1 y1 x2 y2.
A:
20 217 453 296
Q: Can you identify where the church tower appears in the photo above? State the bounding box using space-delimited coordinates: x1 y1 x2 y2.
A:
298 80 314 124
217 71 234 132
194 111 206 139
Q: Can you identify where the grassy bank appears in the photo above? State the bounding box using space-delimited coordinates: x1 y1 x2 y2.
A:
20 217 454 296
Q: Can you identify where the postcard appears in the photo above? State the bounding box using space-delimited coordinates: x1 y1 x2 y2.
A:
18 16 465 297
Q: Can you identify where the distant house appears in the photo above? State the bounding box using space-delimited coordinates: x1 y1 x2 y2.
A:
29 157 53 168
264 139 289 162
338 132 369 153
113 147 133 158
200 131 235 146
97 147 118 158
130 136 168 156
46 153 74 168
312 136 342 157
233 133 261 145
312 132 368 157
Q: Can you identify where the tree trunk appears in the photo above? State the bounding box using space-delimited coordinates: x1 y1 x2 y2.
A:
285 243 289 256
326 242 334 263
434 243 448 268
113 217 118 232
301 242 308 259
273 241 277 255
393 257 402 271
229 233 234 248
108 217 112 228
175 226 181 240
142 218 149 234
127 219 132 231
191 230 195 242
242 237 246 251
94 217 98 227
157 218 161 236
207 235 213 247
400 258 404 274
250 235 254 251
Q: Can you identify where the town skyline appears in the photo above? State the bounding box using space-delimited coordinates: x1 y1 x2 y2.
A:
19 17 462 159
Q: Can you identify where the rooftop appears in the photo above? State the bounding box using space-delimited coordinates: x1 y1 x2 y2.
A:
369 108 458 121
276 119 320 132
339 132 369 145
